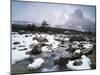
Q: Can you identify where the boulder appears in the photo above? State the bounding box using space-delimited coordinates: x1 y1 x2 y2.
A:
73 60 83 66
81 48 92 55
30 44 42 55
71 53 82 60
13 42 20 45
12 47 16 50
33 37 48 42
53 51 72 66
66 47 77 53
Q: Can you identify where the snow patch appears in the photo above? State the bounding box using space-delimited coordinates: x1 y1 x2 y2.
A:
12 50 29 65
28 58 44 70
66 55 91 70
75 49 81 54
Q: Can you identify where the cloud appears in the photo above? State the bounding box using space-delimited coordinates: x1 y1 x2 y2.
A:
55 9 95 32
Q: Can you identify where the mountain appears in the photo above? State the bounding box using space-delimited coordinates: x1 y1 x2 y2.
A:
55 9 96 32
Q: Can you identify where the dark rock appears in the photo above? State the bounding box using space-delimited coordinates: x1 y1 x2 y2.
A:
90 63 96 69
30 44 42 55
33 37 48 42
25 35 28 37
89 37 96 43
81 48 93 55
25 50 31 55
18 31 25 35
19 48 27 51
12 47 16 50
78 44 84 48
40 43 49 47
30 35 32 37
61 41 65 44
73 60 83 66
53 51 72 66
71 53 81 60
29 44 34 49
66 47 77 53
13 42 20 45
19 45 25 47
69 36 86 42
58 57 69 66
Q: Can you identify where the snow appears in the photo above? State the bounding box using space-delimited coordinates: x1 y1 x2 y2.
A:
83 43 93 49
64 37 69 41
45 34 61 49
66 55 91 70
74 49 81 54
28 58 44 70
12 32 94 71
12 32 34 51
32 39 39 45
12 50 29 65
41 46 52 52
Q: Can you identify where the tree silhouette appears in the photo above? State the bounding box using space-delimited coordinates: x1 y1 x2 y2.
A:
39 20 50 32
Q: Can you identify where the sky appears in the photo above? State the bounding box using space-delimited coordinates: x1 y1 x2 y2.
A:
12 0 96 27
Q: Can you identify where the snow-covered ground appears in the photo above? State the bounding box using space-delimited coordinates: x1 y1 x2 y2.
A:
11 31 95 73
12 32 63 65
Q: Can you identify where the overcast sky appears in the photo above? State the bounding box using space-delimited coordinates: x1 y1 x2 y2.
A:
12 1 96 27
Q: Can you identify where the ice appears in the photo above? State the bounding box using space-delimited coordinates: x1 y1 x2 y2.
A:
42 65 59 72
28 58 44 70
66 55 91 70
12 50 29 65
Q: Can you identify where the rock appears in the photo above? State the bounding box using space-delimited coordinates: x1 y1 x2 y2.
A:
19 45 25 47
30 44 42 55
81 48 92 55
73 60 83 66
71 52 81 60
66 47 77 53
33 37 48 42
57 57 69 66
69 36 86 42
78 44 84 48
83 43 93 49
13 42 20 45
18 30 25 35
40 43 49 47
89 37 96 43
53 51 72 66
25 50 31 55
25 35 28 37
41 46 52 52
12 47 16 50
19 48 28 51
